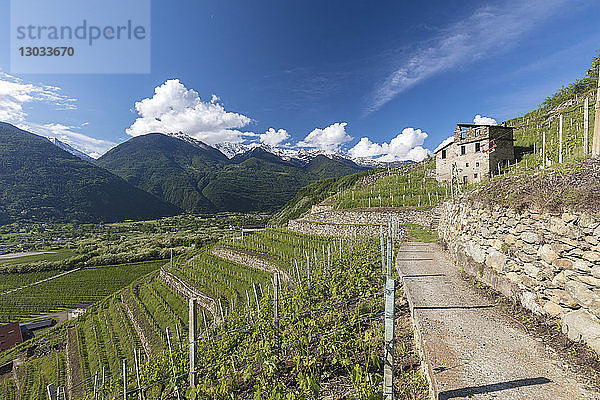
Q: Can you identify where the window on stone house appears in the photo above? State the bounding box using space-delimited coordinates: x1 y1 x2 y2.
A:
474 173 478 179
476 162 480 167
462 176 467 184
441 149 446 159
466 162 469 167
475 142 481 152
461 145 466 155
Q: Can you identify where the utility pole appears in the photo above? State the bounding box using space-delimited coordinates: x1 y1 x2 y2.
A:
593 64 600 156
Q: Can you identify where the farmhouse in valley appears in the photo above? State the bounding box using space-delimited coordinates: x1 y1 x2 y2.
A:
434 123 515 183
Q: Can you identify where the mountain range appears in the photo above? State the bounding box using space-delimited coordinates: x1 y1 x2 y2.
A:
0 122 369 223
95 133 366 213
0 123 180 224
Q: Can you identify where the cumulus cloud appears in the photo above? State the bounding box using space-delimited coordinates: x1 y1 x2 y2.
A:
348 128 431 162
473 114 497 125
126 79 255 145
366 0 569 113
298 122 352 152
433 136 454 154
259 128 290 147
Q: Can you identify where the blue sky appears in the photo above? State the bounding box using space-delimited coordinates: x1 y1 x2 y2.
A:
0 0 599 159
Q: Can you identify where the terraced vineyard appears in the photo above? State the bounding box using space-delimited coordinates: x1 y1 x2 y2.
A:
170 250 270 312
0 260 167 323
333 161 451 209
0 227 426 399
223 229 333 271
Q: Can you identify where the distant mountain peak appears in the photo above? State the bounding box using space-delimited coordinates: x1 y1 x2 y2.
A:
46 137 95 162
212 141 403 168
166 132 213 150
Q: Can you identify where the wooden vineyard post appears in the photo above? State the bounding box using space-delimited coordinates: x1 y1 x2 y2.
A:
47 383 58 400
380 227 385 274
543 131 547 167
134 349 143 400
253 283 261 314
273 273 279 327
93 373 98 399
122 359 128 400
585 97 590 155
386 236 392 277
593 63 600 156
559 114 564 163
383 278 395 400
166 328 181 400
189 298 198 388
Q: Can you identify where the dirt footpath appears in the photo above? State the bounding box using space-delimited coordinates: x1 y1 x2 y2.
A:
397 242 599 400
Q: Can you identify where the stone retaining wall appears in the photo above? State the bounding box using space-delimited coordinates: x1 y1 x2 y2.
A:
438 200 600 353
159 269 219 320
288 208 438 237
212 247 289 280
288 219 391 237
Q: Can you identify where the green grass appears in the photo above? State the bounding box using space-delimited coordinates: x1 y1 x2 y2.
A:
0 259 167 323
0 248 76 266
334 160 450 210
406 227 437 243
0 270 59 294
3 229 427 399
269 168 381 226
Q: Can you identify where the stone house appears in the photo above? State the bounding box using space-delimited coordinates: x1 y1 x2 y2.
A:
435 123 515 183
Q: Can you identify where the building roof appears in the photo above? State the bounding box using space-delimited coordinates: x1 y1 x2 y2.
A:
0 322 23 352
457 123 513 128
74 303 92 309
433 136 454 154
434 141 454 154
20 319 55 331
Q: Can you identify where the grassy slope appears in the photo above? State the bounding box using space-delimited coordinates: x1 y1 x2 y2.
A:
269 168 381 226
469 158 600 214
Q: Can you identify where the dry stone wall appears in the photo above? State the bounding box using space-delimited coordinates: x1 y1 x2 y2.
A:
288 208 437 237
438 200 600 353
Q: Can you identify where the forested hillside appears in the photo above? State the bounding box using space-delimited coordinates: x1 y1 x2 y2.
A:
97 134 366 214
0 123 181 224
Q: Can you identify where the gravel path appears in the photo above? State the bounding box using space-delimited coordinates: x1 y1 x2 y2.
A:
397 242 599 400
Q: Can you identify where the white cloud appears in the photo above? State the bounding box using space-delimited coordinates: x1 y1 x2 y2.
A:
32 123 116 158
259 128 290 147
0 72 113 157
298 122 352 152
433 136 454 154
126 79 254 145
348 127 431 162
0 72 76 125
473 114 497 125
367 0 568 113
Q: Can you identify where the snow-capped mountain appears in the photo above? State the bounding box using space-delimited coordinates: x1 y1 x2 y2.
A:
171 133 407 169
46 137 95 162
214 141 402 168
213 142 257 158
166 132 215 151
